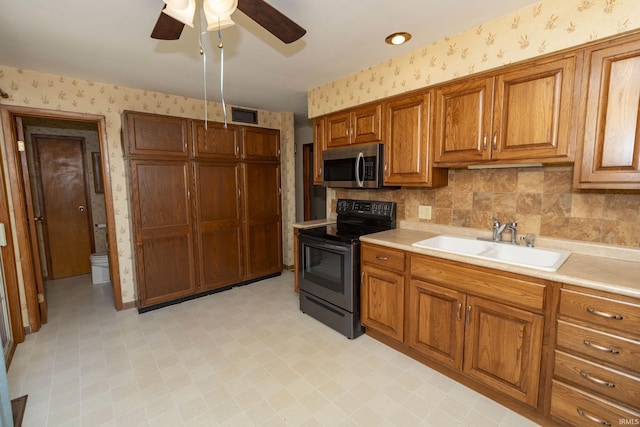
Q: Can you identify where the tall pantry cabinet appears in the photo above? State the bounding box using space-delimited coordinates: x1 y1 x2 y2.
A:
124 111 282 308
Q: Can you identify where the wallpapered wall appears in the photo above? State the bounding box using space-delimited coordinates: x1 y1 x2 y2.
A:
310 0 640 249
309 0 640 117
0 66 296 317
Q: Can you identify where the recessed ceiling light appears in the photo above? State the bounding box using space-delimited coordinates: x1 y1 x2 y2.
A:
385 32 412 45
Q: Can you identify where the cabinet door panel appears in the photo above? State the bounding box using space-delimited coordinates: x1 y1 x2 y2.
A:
243 163 282 279
243 127 280 161
131 160 196 306
193 121 240 159
313 118 325 184
434 78 493 163
326 112 351 147
408 279 465 370
139 233 195 304
125 112 188 157
352 104 382 144
577 38 640 188
493 57 576 160
463 296 543 407
361 265 404 342
195 162 243 290
384 93 430 185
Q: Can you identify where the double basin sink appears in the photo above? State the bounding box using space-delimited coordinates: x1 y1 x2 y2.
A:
412 235 571 272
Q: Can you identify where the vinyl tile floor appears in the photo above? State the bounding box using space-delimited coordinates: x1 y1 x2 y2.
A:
8 271 539 426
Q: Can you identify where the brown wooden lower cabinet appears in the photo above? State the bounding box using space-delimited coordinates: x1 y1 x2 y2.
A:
407 258 544 408
551 380 640 426
360 242 561 425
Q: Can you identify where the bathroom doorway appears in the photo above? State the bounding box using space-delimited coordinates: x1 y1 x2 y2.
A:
0 105 121 335
32 134 95 279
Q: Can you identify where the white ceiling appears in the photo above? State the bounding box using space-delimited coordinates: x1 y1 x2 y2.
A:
0 0 538 121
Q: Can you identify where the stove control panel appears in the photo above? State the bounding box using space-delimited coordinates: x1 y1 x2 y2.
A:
336 199 395 219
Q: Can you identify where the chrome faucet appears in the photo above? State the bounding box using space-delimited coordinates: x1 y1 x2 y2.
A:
488 216 518 244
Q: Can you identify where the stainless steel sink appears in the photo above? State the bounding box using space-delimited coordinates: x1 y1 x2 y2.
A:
412 235 571 272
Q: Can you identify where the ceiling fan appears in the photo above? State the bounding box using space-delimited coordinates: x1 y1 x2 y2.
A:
151 0 306 44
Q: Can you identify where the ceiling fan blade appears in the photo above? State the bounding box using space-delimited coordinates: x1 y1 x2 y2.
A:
151 7 185 40
237 0 306 44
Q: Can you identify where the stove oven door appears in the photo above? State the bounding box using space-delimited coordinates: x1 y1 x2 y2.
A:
298 233 358 312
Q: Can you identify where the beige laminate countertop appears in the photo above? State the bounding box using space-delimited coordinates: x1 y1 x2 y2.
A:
360 227 640 299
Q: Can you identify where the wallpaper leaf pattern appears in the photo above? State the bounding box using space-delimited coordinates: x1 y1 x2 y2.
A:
0 67 295 310
308 0 640 117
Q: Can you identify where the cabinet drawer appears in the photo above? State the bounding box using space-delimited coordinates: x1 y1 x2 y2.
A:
560 289 640 338
554 350 640 409
410 254 546 311
556 320 640 373
551 380 640 427
362 245 405 273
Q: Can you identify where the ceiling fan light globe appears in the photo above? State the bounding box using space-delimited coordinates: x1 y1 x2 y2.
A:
203 0 238 16
162 0 196 28
205 14 236 31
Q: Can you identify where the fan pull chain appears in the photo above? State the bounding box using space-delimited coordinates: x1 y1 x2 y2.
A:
218 24 228 128
198 4 208 130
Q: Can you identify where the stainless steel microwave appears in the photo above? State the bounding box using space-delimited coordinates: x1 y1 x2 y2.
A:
322 143 385 189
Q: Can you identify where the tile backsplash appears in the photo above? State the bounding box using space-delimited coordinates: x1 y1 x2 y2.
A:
333 166 640 248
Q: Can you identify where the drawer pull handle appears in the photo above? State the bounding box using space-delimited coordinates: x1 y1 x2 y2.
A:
375 256 388 261
576 408 612 426
586 307 623 320
580 371 616 388
583 340 620 355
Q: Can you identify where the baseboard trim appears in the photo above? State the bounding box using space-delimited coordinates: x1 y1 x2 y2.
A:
121 300 136 310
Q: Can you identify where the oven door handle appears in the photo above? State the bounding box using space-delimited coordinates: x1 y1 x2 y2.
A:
355 151 364 188
299 236 352 253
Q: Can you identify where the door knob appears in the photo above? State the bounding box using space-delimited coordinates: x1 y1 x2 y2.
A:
78 205 85 212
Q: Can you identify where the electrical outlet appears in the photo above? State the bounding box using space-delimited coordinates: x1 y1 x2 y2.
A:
418 205 432 220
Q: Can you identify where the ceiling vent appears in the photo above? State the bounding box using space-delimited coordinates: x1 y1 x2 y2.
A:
232 107 258 124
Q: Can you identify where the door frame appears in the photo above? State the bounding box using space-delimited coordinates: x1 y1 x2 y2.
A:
0 105 122 334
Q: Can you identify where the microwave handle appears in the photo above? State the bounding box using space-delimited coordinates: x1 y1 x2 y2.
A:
355 151 364 188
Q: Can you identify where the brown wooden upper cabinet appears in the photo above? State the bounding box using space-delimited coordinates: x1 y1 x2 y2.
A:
125 112 189 158
434 55 578 167
325 103 382 148
193 121 241 160
383 91 448 187
243 127 280 161
312 118 325 185
574 35 640 190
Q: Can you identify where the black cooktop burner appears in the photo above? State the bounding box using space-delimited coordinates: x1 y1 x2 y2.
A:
298 224 362 244
299 199 396 244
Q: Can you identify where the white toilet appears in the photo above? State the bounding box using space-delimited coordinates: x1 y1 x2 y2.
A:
90 252 110 284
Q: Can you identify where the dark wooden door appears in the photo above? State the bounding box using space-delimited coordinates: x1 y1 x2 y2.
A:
194 161 243 291
131 160 196 306
242 162 282 280
33 135 93 279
